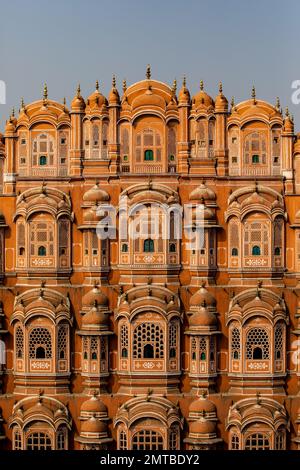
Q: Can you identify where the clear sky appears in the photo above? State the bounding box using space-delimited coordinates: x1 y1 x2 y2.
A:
0 0 299 131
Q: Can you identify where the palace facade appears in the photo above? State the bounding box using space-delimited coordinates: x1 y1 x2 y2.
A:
0 67 300 450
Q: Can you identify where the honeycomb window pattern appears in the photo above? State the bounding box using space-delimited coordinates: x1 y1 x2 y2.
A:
133 322 164 359
29 327 52 359
57 325 67 360
15 326 24 359
275 323 284 359
231 327 241 359
246 328 270 360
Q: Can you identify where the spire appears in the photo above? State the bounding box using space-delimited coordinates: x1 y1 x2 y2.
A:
11 107 15 118
251 85 256 104
95 80 99 91
63 97 66 112
172 78 177 95
275 96 280 111
122 79 127 93
231 96 235 110
112 74 116 88
76 83 81 98
146 64 151 80
219 81 223 94
20 97 25 109
43 83 48 102
200 79 204 91
285 106 289 118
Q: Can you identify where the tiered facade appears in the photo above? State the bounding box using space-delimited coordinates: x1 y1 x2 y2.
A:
1 68 300 449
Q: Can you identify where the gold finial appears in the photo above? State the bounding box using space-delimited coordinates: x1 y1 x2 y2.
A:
95 80 99 91
275 96 280 110
146 64 151 80
285 106 289 117
172 78 177 94
183 76 186 88
112 74 116 88
122 79 127 93
11 107 15 118
251 85 256 102
43 83 48 101
63 97 66 111
77 84 81 97
291 114 294 123
219 81 223 94
21 97 25 109
200 80 204 91
231 96 235 109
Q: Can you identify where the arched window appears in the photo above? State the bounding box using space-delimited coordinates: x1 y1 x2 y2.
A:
275 323 284 360
199 337 207 361
122 243 128 253
144 239 154 252
252 245 261 256
245 433 270 450
133 323 164 359
91 337 98 360
119 430 128 450
13 429 22 450
246 328 270 360
144 149 154 161
232 248 238 256
29 328 52 359
132 430 164 450
144 343 154 358
32 133 55 167
38 246 46 256
15 326 24 359
169 243 176 252
169 427 179 450
27 432 52 450
244 132 267 168
169 321 178 360
57 325 68 361
121 324 129 358
231 327 241 360
231 433 240 450
39 155 47 166
274 247 281 256
56 427 66 450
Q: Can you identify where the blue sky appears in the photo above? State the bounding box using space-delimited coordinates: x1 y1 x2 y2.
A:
0 0 299 130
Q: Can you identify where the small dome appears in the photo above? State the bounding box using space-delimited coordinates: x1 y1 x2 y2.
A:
132 88 166 109
188 305 217 327
82 286 108 308
87 82 107 109
284 113 294 133
82 306 109 326
83 207 103 223
108 78 120 105
190 418 216 434
71 85 85 111
81 416 107 434
178 78 190 104
215 83 228 111
5 118 16 133
81 396 107 414
190 286 216 307
83 185 110 203
189 396 216 414
193 82 214 109
189 183 216 202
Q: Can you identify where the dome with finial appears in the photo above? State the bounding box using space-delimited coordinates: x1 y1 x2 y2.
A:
87 81 107 110
215 82 228 111
190 285 216 308
189 395 217 416
188 303 217 327
5 110 17 133
71 84 86 111
189 182 216 202
83 183 110 203
189 417 216 436
81 304 109 328
81 395 107 415
82 285 108 309
192 80 214 110
108 75 120 105
284 107 294 133
178 76 191 104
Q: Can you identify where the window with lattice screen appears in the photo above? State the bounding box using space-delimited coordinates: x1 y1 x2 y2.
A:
119 430 127 450
59 218 69 256
57 324 68 360
196 118 206 158
135 128 162 163
132 430 164 451
133 322 164 359
121 324 129 358
91 337 99 360
59 130 68 164
17 222 25 255
274 323 284 360
167 125 176 159
231 433 240 450
15 326 24 359
244 220 269 257
231 327 241 359
120 127 129 158
244 132 267 167
274 218 283 256
246 327 270 360
30 219 54 258
169 321 178 359
245 433 270 450
29 327 52 359
32 133 55 166
229 218 239 258
208 119 215 158
229 128 239 165
272 127 281 167
199 337 207 360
